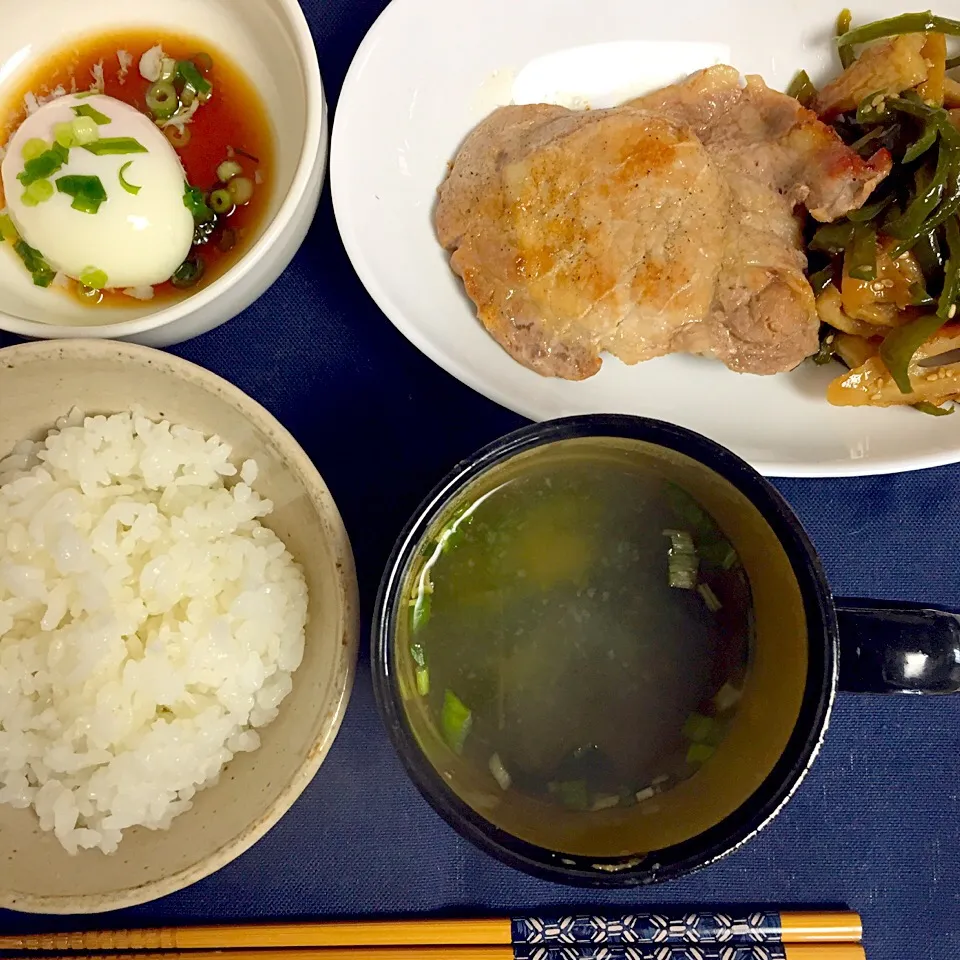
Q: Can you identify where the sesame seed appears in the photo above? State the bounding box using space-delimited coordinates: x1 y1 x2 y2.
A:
950 304 957 319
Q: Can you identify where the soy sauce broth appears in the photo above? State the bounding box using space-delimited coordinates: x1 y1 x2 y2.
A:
400 443 753 818
0 29 272 306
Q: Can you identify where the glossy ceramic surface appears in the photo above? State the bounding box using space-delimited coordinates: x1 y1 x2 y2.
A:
332 0 960 477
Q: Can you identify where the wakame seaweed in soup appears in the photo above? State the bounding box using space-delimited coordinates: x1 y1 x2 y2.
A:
399 445 753 814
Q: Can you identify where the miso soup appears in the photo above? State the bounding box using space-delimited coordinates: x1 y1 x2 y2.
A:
398 440 754 816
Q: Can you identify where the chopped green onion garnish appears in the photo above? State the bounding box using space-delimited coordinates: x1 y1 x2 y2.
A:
72 103 111 125
415 666 430 697
17 143 69 186
56 175 108 215
786 69 817 107
700 539 739 571
0 214 18 243
183 183 214 223
78 267 108 290
547 780 589 810
23 179 54 205
663 529 698 590
440 689 472 755
227 176 254 206
171 256 206 289
146 81 178 120
13 240 54 287
176 59 212 97
713 683 743 712
489 753 511 791
21 138 49 162
71 116 100 145
697 583 722 612
686 743 716 765
118 161 141 196
209 188 234 215
217 159 243 182
81 137 147 156
682 712 716 743
54 122 76 148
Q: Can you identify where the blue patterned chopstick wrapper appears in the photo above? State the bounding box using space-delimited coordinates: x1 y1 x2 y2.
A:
512 912 787 947
512 948 788 960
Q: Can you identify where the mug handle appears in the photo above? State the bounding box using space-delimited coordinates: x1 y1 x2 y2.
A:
836 597 960 693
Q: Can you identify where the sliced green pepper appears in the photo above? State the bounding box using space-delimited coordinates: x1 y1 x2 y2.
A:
837 11 960 48
880 313 948 394
440 689 472 755
808 265 837 294
786 69 817 107
856 90 889 126
812 335 838 366
889 168 960 258
809 222 855 254
913 227 944 278
851 127 889 155
886 147 953 241
847 194 893 223
846 224 878 281
837 8 855 68
914 400 955 416
936 216 960 321
909 282 936 307
887 97 960 150
902 121 939 165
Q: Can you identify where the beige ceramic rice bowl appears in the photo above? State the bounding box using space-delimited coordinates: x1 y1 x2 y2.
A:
0 339 359 913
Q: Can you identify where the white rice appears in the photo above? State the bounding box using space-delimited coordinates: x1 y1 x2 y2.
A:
0 410 308 855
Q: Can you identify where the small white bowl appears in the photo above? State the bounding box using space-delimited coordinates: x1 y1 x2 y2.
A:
0 339 359 913
0 0 327 347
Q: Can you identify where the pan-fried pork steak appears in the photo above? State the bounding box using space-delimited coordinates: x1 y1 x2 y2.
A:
436 66 890 379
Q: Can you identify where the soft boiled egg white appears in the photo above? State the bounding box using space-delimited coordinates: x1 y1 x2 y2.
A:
1 94 194 288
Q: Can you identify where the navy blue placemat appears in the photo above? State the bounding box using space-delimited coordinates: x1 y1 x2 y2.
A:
2 2 960 957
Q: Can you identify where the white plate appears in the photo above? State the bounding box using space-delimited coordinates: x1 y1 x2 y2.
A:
331 0 960 477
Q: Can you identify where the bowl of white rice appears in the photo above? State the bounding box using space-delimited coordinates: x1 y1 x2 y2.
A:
0 339 359 913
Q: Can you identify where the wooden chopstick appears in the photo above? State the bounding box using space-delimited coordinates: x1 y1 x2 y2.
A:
0 912 862 952
21 948 867 960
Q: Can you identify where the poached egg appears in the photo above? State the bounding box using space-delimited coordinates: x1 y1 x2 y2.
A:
1 93 194 288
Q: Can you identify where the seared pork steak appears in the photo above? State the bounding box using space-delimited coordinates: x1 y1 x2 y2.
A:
436 66 890 380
